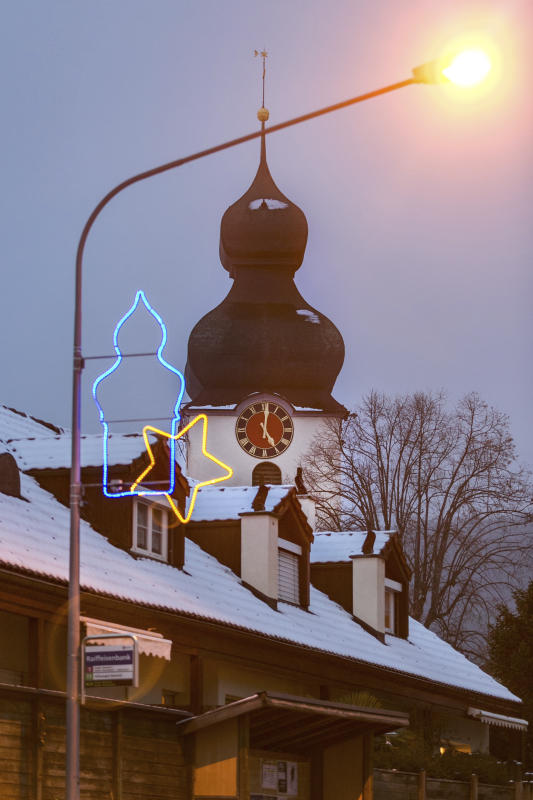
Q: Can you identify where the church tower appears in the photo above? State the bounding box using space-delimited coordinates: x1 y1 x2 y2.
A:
183 108 346 486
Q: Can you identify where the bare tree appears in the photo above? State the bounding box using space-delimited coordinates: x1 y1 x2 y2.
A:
305 391 532 658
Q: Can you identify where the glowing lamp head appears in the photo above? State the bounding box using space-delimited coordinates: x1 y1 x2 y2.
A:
442 49 492 87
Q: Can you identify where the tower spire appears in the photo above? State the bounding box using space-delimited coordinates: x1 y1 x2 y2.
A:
254 49 269 162
185 55 345 412
254 48 268 108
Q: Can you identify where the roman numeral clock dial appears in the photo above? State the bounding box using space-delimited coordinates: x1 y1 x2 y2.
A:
235 402 294 458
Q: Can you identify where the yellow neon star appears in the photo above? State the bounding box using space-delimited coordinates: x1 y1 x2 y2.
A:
130 414 233 524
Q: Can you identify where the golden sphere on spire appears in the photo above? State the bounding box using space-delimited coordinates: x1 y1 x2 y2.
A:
257 106 270 122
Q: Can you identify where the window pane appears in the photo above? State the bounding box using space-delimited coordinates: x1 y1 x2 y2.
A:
137 504 148 526
152 530 162 555
151 508 164 555
137 504 148 549
137 526 147 549
152 508 162 534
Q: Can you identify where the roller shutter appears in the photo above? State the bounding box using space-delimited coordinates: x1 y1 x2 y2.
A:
278 549 299 604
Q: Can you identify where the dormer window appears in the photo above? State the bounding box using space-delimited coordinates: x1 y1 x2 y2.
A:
133 501 168 561
384 578 402 635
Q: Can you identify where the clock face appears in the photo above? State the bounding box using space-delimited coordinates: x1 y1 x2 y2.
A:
236 401 294 459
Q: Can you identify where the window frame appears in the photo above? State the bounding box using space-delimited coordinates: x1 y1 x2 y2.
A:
132 500 169 561
384 577 402 635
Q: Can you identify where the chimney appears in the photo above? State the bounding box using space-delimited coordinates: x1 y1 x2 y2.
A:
239 511 279 606
238 484 278 604
351 543 386 635
0 453 22 499
362 529 375 555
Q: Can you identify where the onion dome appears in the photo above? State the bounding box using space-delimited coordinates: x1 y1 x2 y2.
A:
185 118 345 413
219 131 308 276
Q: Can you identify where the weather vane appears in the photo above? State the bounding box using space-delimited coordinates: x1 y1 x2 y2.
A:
254 48 268 108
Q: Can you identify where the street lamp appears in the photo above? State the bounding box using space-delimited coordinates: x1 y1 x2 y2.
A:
442 49 492 87
413 49 493 87
66 50 492 799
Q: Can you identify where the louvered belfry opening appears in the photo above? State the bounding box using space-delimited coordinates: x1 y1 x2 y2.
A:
252 462 282 486
278 548 299 604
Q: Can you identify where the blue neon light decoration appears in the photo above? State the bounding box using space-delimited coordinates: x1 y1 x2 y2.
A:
92 290 185 498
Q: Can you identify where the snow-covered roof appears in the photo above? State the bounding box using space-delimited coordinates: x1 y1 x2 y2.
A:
311 530 393 563
0 470 519 705
0 404 185 473
0 405 63 442
188 404 237 411
5 433 153 471
189 485 294 522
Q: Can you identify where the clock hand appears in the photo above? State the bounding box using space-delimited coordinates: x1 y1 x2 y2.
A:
262 405 276 446
260 418 276 447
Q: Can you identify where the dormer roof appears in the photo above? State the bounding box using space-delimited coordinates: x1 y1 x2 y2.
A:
311 530 393 563
189 483 313 540
312 529 411 581
189 484 291 522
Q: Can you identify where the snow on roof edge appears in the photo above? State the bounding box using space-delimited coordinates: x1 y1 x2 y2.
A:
0 555 520 708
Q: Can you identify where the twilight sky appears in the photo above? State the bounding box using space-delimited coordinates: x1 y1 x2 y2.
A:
1 1 532 464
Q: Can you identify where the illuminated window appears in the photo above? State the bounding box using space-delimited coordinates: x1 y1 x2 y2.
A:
384 578 402 634
133 502 168 560
440 741 472 754
162 690 177 707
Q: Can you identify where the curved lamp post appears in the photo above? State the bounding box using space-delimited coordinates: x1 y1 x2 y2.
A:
66 53 491 799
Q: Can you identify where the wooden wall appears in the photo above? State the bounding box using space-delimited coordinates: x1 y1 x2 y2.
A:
0 693 33 799
0 688 188 800
310 563 352 614
186 522 242 576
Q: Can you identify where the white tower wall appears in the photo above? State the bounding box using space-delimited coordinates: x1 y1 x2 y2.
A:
183 395 338 487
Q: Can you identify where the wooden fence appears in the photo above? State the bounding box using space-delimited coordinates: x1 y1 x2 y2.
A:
375 768 533 800
0 684 188 800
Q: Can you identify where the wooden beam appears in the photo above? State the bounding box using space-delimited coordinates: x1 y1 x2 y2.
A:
28 616 45 689
362 732 373 800
271 719 361 753
256 718 331 750
310 746 323 800
238 715 250 800
31 696 44 800
284 721 369 754
250 710 299 739
190 654 204 715
112 710 123 800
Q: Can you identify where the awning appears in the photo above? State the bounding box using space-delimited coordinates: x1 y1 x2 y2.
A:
468 708 528 731
176 691 409 752
81 616 172 661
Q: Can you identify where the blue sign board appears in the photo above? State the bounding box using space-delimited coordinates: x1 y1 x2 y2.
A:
84 644 135 687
